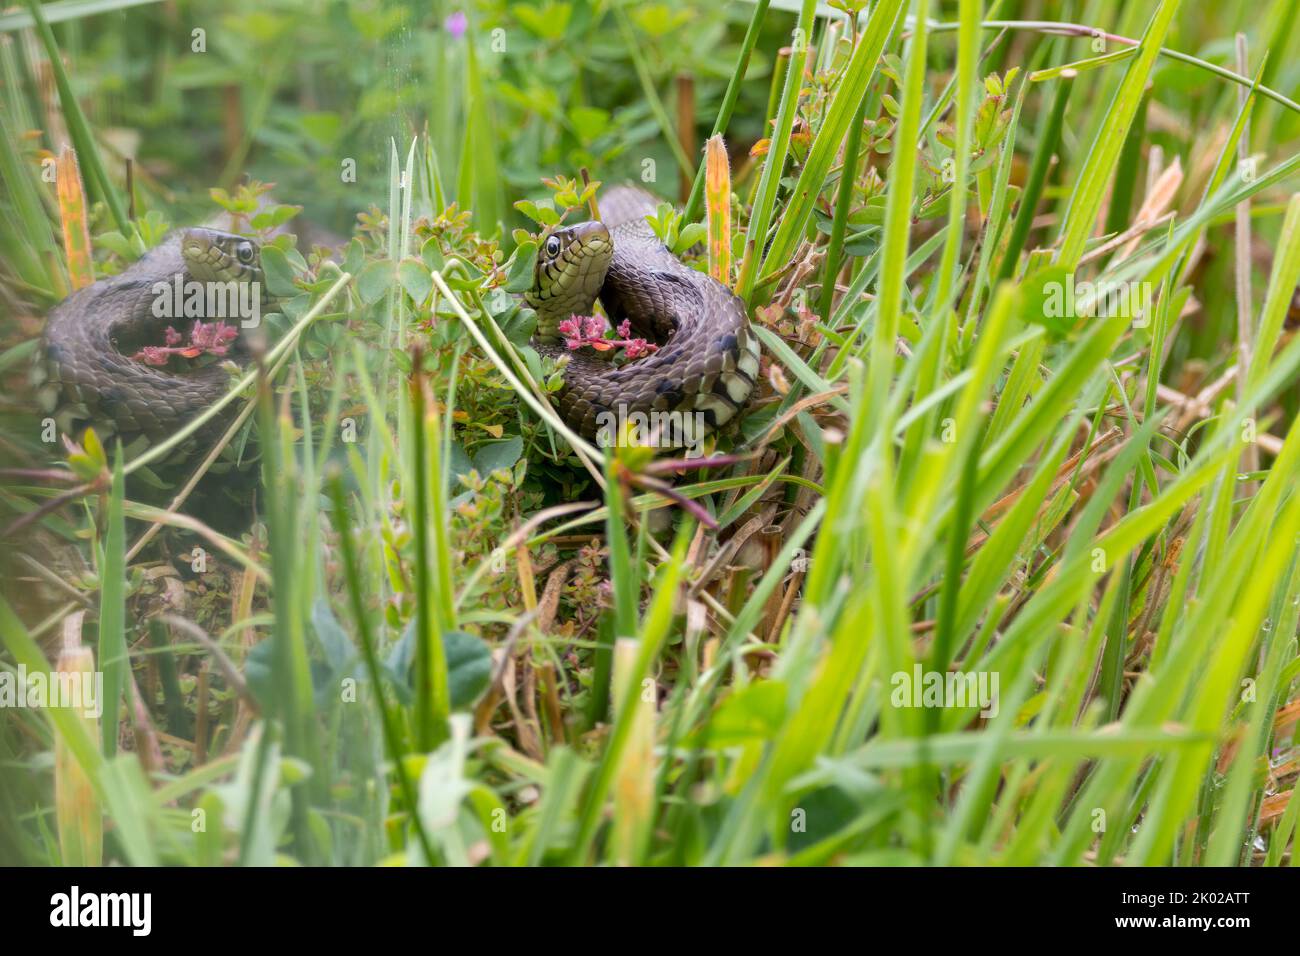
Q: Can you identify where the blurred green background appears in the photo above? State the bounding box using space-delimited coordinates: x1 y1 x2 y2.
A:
1 0 783 236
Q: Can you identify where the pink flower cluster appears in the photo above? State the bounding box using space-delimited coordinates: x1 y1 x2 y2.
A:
556 315 657 360
132 321 238 366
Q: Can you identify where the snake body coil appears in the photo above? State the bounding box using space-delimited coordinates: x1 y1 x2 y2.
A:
38 229 261 452
526 185 760 444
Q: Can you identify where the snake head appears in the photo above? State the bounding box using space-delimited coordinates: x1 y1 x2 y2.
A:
526 220 612 340
181 228 263 286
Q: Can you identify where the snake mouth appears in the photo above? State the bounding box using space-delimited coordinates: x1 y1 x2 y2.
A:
528 220 614 339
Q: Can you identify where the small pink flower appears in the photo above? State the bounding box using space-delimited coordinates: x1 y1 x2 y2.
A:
189 321 238 355
130 321 239 366
556 313 657 361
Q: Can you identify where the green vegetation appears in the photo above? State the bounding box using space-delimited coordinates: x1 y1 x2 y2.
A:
2 0 1300 867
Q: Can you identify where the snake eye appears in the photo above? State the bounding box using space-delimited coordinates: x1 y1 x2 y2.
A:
236 241 256 264
545 235 562 258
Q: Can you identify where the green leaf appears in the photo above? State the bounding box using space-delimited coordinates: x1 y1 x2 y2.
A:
357 259 394 305
1018 265 1077 338
93 230 136 260
250 204 303 231
443 630 492 710
707 680 788 746
258 244 299 298
397 257 432 304
568 106 610 141
421 236 445 272
385 625 492 710
311 599 352 672
673 223 707 256
504 241 538 294
342 238 366 277
472 436 523 478
512 1 571 39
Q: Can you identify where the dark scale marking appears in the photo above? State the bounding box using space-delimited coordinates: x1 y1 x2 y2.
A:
655 378 684 407
711 380 740 407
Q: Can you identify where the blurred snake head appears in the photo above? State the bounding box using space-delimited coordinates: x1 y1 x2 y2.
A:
181 228 263 286
525 220 612 340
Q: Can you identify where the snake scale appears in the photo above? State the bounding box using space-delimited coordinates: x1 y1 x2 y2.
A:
38 185 759 454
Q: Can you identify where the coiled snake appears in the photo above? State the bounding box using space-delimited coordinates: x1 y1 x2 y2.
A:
38 228 262 455
38 186 759 454
526 185 760 443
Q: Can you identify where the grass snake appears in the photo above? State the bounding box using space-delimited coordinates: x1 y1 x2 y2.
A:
526 184 760 444
38 228 262 455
